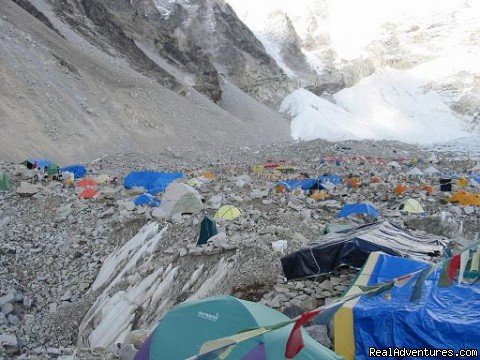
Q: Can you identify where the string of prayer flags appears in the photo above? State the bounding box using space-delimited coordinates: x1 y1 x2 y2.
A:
439 253 461 287
357 281 395 298
410 265 435 303
285 309 321 358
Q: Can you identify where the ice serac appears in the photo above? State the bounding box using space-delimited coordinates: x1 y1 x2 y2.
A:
77 223 238 349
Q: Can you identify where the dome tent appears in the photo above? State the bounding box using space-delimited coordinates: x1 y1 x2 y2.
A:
135 296 342 360
398 198 425 214
214 205 242 221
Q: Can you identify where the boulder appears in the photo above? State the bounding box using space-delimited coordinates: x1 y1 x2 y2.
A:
16 182 41 197
153 183 203 219
306 325 332 348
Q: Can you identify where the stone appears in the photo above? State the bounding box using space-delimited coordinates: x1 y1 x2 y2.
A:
124 330 148 349
330 277 342 286
0 293 14 307
464 206 475 215
60 290 72 301
23 297 33 309
306 324 332 348
318 280 334 291
1 303 13 315
49 303 57 313
16 182 41 196
282 305 303 318
119 344 138 360
7 314 20 326
208 195 223 209
0 333 18 353
47 347 62 356
251 189 269 199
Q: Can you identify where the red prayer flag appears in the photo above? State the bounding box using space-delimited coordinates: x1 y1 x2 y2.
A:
285 309 321 358
448 254 461 281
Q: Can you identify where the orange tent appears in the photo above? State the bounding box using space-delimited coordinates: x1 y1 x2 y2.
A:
76 178 98 188
423 185 434 195
274 184 288 193
347 177 360 188
450 192 480 206
395 184 407 195
79 188 97 199
201 171 216 180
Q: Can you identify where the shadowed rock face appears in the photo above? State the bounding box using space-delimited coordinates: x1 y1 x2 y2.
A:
41 0 290 104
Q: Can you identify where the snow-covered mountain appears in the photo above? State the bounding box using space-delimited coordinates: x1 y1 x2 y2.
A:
2 0 480 160
228 0 480 145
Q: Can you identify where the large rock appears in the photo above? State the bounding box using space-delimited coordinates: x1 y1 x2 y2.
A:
153 183 203 219
306 325 332 349
16 182 41 197
0 333 18 354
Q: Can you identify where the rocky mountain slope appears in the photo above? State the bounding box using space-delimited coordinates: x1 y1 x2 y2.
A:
0 0 292 162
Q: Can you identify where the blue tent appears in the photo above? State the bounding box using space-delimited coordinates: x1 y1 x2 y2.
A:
352 253 480 359
319 175 343 185
134 194 161 207
277 179 325 192
22 159 53 169
124 171 184 195
338 203 379 218
61 165 87 179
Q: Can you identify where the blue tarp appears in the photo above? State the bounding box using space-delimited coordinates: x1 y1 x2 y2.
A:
124 171 184 195
277 179 325 191
134 194 161 207
353 254 480 359
61 165 87 179
24 159 53 169
319 175 342 185
338 203 379 218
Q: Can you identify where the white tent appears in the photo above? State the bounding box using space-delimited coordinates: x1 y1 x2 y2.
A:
424 166 440 175
407 167 424 177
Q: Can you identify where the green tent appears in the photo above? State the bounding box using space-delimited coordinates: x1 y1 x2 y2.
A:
0 173 11 191
197 215 218 246
46 163 59 177
144 296 343 360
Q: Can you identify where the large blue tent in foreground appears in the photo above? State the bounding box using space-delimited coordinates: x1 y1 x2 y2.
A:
335 252 480 360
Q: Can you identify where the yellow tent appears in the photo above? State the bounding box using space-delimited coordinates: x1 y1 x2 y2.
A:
251 165 265 174
275 165 295 173
398 198 425 214
311 191 329 201
187 178 203 188
457 177 469 187
214 205 242 221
